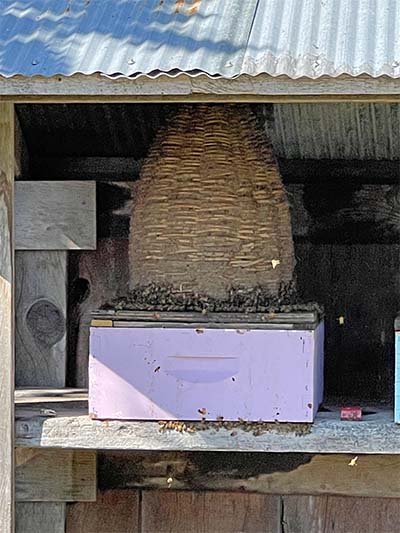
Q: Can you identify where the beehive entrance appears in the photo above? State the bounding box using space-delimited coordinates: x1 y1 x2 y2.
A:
129 104 295 302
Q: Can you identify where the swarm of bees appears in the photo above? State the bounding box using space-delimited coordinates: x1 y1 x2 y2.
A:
158 417 311 437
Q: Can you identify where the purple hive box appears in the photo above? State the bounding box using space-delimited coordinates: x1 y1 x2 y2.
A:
89 311 324 423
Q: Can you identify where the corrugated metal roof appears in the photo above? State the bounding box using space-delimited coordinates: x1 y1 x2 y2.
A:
270 103 400 159
1 0 400 80
17 102 400 160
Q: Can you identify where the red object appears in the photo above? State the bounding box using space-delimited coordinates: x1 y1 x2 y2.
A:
341 406 362 421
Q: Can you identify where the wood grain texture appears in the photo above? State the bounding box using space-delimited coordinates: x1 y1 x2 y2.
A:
66 490 140 533
98 451 400 498
0 102 15 532
15 405 400 454
16 503 65 533
16 250 67 387
16 448 96 502
15 180 96 250
282 495 400 533
141 490 280 533
69 238 129 386
4 73 400 102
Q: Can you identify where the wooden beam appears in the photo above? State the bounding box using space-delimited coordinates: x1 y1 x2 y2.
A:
0 102 15 533
3 74 400 103
30 156 400 184
14 404 400 454
15 181 96 250
16 448 96 502
16 251 67 387
31 156 143 181
55 178 400 244
98 451 400 498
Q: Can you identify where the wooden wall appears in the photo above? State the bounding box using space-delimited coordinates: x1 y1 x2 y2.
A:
66 489 400 533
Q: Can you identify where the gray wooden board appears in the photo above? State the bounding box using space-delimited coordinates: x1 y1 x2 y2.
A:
16 503 65 533
14 405 400 454
16 448 96 502
4 73 400 101
16 251 67 387
15 199 69 527
15 180 96 250
0 101 15 533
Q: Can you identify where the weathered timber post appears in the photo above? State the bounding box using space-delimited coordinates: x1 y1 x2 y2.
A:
0 102 15 532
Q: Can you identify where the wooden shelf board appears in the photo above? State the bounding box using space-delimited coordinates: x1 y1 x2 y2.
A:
14 391 400 453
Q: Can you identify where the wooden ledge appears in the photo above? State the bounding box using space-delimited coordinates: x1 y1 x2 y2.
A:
14 390 399 453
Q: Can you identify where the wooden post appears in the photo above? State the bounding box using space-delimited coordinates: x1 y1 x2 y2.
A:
0 103 15 531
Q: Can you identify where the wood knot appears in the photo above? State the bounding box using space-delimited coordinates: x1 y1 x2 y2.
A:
26 299 65 347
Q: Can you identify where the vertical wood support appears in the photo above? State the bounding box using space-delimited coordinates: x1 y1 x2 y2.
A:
16 251 67 386
13 117 68 531
0 103 15 532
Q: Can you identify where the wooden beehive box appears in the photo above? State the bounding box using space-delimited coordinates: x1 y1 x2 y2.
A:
89 311 324 423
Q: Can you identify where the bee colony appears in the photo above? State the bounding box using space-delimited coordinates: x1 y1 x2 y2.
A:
89 105 324 423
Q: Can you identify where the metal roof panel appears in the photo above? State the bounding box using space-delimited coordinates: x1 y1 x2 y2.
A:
1 0 400 79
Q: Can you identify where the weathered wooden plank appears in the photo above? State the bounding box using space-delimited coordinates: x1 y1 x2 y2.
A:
4 73 400 102
0 102 15 533
281 496 327 533
14 405 400 454
16 448 96 502
15 387 88 404
66 490 140 533
16 251 67 387
15 181 96 250
98 451 400 499
16 503 65 533
141 491 280 533
282 495 400 533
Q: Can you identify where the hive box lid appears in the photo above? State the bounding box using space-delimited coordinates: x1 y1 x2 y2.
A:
91 310 322 330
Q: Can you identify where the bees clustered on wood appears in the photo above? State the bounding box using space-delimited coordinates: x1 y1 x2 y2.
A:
158 416 311 437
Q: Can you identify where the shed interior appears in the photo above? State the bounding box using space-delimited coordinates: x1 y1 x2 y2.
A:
15 102 400 407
